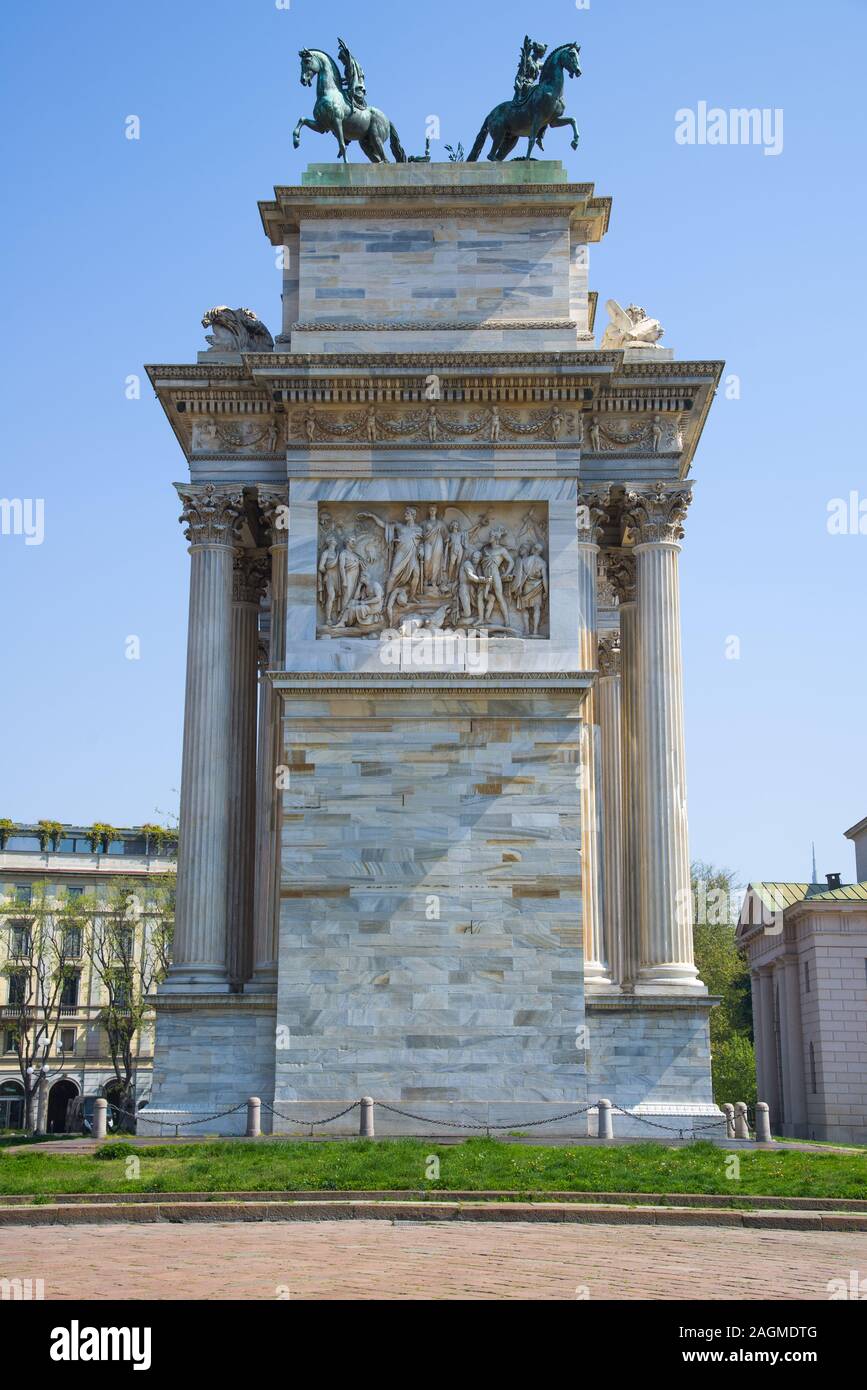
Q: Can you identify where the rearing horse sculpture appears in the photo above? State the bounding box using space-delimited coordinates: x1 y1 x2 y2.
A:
293 37 406 164
468 42 582 162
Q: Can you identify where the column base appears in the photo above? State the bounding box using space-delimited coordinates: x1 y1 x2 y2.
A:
159 965 232 995
247 965 278 993
584 963 618 993
633 963 707 995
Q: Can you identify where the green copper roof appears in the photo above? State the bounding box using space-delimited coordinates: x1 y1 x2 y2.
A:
748 881 867 912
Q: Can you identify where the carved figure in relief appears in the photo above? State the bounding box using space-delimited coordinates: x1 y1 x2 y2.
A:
305 408 316 442
458 551 491 623
514 541 549 635
550 405 563 440
589 418 601 451
490 405 501 442
336 535 364 621
651 414 664 452
357 508 423 600
481 529 515 627
422 505 449 593
341 577 385 629
317 535 341 626
446 520 466 584
427 404 438 443
365 404 378 442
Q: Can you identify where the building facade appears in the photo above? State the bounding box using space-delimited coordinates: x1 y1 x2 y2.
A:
738 820 867 1143
141 158 723 1137
0 824 174 1131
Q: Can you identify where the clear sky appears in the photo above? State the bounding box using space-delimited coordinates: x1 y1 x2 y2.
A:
1 0 865 888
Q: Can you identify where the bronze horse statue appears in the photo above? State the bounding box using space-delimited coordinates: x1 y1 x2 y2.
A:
293 37 406 163
468 42 582 161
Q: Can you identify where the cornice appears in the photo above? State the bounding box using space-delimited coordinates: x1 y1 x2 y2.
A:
269 671 593 696
291 319 579 332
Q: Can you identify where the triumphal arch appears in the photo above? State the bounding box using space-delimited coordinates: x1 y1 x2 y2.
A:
142 40 723 1136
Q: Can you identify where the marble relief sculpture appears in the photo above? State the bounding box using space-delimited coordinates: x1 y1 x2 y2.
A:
317 503 549 638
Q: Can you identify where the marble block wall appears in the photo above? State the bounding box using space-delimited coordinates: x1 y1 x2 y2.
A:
273 690 587 1132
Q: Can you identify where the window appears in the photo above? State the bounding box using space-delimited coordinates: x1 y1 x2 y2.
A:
62 927 82 959
4 1029 20 1054
113 975 132 1009
14 885 31 906
9 922 32 957
59 1027 76 1056
809 1040 818 1093
804 960 811 993
7 971 28 1006
113 927 134 962
59 973 80 1008
66 885 84 901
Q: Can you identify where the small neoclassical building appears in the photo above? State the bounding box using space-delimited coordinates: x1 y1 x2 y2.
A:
737 816 867 1143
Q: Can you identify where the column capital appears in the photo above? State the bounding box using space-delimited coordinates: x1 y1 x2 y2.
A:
258 486 289 546
176 483 244 548
598 632 621 676
624 481 692 546
232 550 270 606
576 485 611 545
604 550 637 606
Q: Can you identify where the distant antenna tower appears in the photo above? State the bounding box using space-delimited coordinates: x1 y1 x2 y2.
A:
811 841 818 883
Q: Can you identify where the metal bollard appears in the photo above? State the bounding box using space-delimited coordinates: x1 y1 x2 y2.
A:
597 1098 614 1140
722 1103 735 1139
36 1076 49 1136
755 1101 772 1143
359 1096 375 1137
734 1101 750 1140
246 1096 261 1138
93 1097 108 1141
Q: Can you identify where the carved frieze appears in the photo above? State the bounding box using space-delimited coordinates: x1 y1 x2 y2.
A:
316 502 550 639
291 404 578 446
584 413 683 453
191 417 283 454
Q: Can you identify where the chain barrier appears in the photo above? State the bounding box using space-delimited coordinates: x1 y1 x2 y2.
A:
260 1099 360 1131
94 1096 741 1142
376 1101 597 1134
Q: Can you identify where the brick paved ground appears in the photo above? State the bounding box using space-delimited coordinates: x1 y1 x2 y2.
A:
2 1221 865 1299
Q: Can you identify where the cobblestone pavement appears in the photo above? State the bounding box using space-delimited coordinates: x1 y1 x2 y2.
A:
2 1221 865 1299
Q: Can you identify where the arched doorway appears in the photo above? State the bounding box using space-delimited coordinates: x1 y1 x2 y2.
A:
47 1078 79 1134
0 1080 24 1131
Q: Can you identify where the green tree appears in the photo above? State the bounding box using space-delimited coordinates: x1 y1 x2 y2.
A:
691 862 756 1106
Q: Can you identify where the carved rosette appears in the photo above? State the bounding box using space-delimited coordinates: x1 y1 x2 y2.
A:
605 551 637 606
576 486 611 545
623 482 692 546
598 633 622 676
257 487 289 548
177 484 244 547
232 552 270 605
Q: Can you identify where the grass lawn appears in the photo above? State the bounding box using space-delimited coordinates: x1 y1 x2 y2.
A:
1 1138 866 1200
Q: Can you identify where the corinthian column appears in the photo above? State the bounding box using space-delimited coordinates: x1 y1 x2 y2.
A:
577 489 614 990
227 551 269 989
251 487 288 990
164 483 244 993
624 483 703 992
597 631 623 986
608 553 639 987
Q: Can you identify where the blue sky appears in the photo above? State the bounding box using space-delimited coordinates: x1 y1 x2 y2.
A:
1 0 865 887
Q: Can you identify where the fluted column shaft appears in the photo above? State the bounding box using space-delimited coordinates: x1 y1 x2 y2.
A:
251 490 288 990
227 553 268 988
165 484 243 992
598 636 624 986
577 491 613 990
616 571 640 987
626 485 702 993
